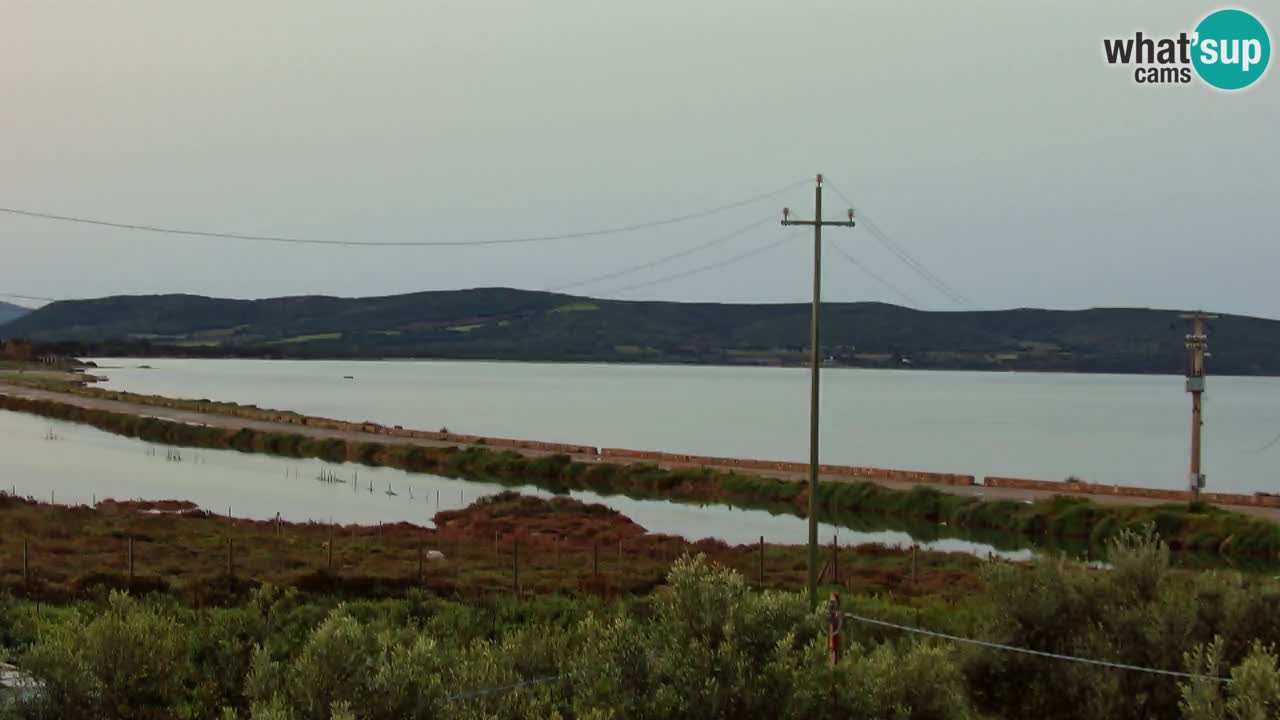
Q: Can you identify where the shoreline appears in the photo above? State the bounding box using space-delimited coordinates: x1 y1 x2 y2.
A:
80 353 1280 378
3 381 1280 559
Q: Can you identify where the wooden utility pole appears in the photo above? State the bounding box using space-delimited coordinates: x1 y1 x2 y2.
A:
782 174 856 610
1182 311 1216 499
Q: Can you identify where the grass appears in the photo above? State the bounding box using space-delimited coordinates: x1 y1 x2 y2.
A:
191 325 251 339
551 302 600 313
265 333 342 345
446 324 484 333
613 345 658 355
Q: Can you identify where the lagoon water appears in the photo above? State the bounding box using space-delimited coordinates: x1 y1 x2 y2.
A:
91 358 1280 495
0 409 1022 558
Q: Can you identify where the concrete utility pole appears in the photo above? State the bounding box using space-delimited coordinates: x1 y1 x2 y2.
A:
782 174 855 610
1182 312 1216 499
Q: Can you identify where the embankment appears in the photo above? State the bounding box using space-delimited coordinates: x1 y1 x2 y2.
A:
3 391 1280 558
985 476 1280 509
19 376 1277 510
4 378 978 485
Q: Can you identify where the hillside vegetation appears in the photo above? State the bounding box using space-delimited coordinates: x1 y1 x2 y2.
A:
4 288 1277 373
0 301 28 325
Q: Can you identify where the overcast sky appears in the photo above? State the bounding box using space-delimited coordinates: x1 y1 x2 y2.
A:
1 1 1276 316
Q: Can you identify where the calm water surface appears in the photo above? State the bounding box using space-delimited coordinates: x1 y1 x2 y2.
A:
91 358 1280 494
0 410 1021 557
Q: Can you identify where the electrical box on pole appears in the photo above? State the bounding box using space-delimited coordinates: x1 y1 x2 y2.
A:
1181 311 1216 496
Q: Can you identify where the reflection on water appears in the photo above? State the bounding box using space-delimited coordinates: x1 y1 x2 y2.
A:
0 410 1028 559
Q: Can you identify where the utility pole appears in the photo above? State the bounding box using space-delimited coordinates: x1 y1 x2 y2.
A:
1182 311 1216 499
782 174 855 610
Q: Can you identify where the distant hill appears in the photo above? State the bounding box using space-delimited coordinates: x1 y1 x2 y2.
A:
0 301 29 325
3 288 1276 375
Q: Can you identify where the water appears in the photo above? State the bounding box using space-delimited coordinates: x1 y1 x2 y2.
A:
0 410 1023 558
90 358 1280 494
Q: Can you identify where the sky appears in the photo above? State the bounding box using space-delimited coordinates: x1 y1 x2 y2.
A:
1 1 1277 317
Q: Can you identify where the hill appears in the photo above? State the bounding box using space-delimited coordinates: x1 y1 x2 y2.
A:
3 288 1276 374
0 301 29 325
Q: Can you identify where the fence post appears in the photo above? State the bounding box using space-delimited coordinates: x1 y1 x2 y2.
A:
911 544 918 587
513 538 520 595
832 535 839 586
759 536 765 585
828 593 842 666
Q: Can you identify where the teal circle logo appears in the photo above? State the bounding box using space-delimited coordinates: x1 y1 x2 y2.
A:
1192 9 1271 90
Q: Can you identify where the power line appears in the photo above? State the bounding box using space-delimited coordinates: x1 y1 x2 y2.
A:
825 182 975 308
0 179 808 249
404 221 784 322
829 241 919 307
444 674 568 703
1247 431 1280 454
1 221 781 319
844 612 1230 683
602 233 796 296
549 216 772 293
865 219 973 307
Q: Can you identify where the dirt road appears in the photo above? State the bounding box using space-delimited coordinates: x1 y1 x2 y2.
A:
3 381 1278 521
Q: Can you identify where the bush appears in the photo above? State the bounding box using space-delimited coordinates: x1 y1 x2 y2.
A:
20 592 189 719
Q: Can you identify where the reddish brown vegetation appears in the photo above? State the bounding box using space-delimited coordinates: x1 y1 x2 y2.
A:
0 491 982 604
94 498 199 513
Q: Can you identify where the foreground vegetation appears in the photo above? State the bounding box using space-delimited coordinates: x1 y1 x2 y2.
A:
3 534 1280 719
3 392 1279 560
